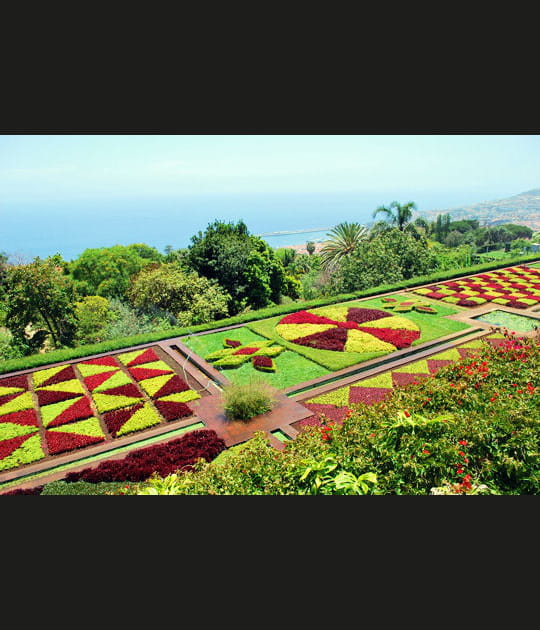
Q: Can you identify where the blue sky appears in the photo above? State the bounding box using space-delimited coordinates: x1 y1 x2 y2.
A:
1 134 540 204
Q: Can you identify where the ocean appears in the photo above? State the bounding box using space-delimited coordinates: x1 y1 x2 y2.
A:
0 190 472 262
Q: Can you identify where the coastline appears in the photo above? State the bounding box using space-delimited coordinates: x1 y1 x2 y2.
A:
280 241 328 255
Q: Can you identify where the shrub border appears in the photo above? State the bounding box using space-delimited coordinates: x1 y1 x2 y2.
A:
1 254 538 375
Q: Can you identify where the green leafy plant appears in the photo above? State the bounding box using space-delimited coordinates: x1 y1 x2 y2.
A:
222 378 278 421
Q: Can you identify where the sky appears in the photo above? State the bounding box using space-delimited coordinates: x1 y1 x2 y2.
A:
1 134 540 205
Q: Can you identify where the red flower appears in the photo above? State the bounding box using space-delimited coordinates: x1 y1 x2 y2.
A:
458 440 467 446
404 410 411 417
422 449 430 454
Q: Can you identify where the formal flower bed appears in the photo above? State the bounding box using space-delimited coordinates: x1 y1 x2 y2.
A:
205 339 284 371
413 265 540 308
0 346 203 474
297 332 507 429
276 306 421 353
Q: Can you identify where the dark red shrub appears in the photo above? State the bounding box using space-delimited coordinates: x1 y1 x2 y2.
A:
64 429 226 483
36 389 81 406
457 299 478 307
224 339 242 348
1 485 44 495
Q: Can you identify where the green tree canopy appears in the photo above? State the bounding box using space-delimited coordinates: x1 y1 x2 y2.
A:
69 244 162 298
5 256 78 351
129 263 230 326
74 295 116 344
372 201 418 232
330 229 438 293
319 222 369 271
186 220 287 314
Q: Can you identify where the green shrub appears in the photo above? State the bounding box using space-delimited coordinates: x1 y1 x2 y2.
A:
39 480 127 495
222 378 278 421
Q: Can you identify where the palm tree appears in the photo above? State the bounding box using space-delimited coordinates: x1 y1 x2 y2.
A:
372 200 417 231
319 222 368 271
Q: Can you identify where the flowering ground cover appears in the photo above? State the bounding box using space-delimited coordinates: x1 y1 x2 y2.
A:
412 264 540 308
296 332 508 430
181 326 330 389
247 296 472 371
0 346 202 474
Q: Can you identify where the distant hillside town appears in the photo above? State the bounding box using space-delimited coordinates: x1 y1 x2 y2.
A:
419 188 540 232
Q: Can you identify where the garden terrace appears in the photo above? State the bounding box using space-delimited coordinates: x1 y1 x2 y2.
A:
1 260 539 494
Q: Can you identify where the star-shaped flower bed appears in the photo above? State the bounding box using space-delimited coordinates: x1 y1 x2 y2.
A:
204 339 284 371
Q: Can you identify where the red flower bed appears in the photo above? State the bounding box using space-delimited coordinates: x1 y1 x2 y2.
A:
125 348 160 367
508 301 529 309
346 307 391 324
46 431 105 456
103 402 144 437
0 408 39 427
80 356 119 368
233 346 259 355
224 339 242 348
336 320 360 329
357 327 420 349
150 374 190 399
64 429 226 482
39 365 77 387
154 400 193 421
47 396 94 428
292 327 348 351
0 434 32 460
36 389 81 406
425 292 448 299
457 299 479 307
0 374 29 391
279 310 336 325
253 355 273 368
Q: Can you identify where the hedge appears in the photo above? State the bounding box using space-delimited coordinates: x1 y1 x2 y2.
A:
0 253 538 376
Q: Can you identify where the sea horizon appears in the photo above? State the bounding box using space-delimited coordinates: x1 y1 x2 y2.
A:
0 189 491 262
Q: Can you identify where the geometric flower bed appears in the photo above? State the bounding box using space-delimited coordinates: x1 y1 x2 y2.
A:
204 339 284 372
412 265 540 308
0 347 202 474
276 306 421 352
297 332 507 430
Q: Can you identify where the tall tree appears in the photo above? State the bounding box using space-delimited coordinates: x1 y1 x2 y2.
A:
319 222 368 271
69 244 162 298
187 220 287 314
5 256 78 350
372 200 417 232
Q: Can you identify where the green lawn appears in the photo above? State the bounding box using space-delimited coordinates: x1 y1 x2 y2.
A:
246 295 472 371
181 326 330 389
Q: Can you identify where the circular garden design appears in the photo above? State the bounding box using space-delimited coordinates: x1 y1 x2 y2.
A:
275 306 421 352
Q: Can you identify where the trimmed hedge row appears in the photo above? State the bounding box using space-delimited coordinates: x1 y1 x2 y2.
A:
1 253 538 376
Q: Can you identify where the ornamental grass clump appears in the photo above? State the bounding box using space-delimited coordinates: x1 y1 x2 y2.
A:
222 378 278 421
